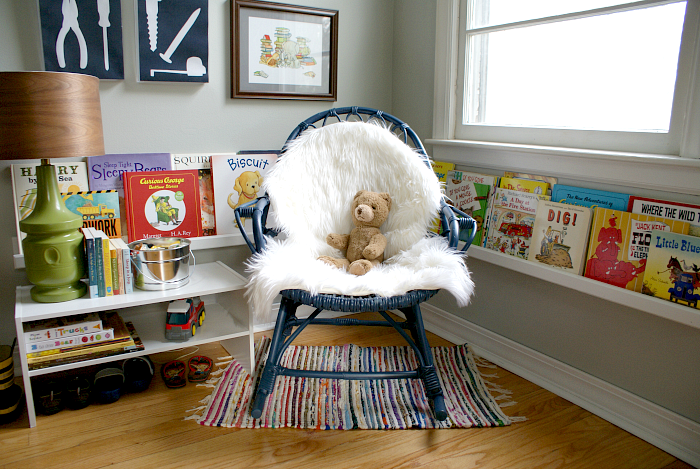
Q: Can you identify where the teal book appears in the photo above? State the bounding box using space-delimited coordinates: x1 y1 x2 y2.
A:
551 184 629 212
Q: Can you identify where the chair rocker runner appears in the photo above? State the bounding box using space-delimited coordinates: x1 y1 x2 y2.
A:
236 107 478 421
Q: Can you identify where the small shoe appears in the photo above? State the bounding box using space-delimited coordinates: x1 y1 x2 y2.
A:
65 375 91 410
187 356 212 383
123 356 154 393
93 368 124 404
161 360 186 388
35 379 64 415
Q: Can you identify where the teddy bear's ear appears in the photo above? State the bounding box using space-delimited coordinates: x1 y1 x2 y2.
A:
354 190 367 199
380 192 392 210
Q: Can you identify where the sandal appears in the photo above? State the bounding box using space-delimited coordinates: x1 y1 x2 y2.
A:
161 360 186 388
187 356 213 383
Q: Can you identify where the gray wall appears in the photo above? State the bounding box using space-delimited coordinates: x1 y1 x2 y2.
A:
0 0 423 345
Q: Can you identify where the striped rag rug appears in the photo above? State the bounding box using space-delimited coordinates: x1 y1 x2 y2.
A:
188 337 516 430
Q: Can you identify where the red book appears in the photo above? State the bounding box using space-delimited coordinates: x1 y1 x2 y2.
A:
123 170 203 242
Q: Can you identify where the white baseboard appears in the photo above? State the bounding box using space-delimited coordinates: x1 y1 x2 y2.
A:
420 303 700 468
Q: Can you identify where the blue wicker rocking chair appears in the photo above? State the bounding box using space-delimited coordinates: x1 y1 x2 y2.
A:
235 107 477 421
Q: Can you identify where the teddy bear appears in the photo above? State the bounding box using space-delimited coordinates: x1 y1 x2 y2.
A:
318 190 392 276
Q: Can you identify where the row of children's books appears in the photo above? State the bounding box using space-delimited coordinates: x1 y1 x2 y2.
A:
22 311 143 370
432 161 700 310
81 227 133 299
10 151 279 255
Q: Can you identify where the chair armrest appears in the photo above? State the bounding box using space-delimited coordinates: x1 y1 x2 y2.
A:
234 196 277 254
439 201 478 253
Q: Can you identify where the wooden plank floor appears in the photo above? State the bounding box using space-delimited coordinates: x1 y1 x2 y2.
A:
1 312 694 469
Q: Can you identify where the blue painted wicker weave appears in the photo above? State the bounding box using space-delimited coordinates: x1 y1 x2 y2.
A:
235 107 477 421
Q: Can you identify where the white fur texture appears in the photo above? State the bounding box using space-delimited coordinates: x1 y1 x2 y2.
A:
245 121 474 322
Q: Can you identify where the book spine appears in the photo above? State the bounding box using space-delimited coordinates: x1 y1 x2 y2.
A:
92 228 105 297
109 240 119 295
82 228 98 298
24 319 104 343
26 329 115 354
119 239 134 294
101 233 113 296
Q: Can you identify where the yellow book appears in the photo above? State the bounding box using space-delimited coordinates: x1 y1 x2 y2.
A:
499 176 549 196
430 161 456 233
95 229 113 296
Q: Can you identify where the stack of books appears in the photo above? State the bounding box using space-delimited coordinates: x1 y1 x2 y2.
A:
82 227 134 298
24 311 143 370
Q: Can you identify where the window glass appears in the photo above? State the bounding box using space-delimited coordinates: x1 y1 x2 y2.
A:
464 3 686 132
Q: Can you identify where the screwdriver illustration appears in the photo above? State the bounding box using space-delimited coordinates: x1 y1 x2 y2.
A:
97 0 110 70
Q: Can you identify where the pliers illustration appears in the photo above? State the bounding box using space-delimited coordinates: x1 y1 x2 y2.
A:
56 0 88 69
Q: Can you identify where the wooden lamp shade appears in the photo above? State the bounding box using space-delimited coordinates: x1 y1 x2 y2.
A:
0 71 105 303
0 71 104 160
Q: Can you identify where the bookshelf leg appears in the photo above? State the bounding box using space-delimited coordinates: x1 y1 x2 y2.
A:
219 334 254 374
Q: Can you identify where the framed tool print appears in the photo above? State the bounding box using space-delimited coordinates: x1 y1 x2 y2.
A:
136 0 209 83
39 0 124 79
231 0 338 100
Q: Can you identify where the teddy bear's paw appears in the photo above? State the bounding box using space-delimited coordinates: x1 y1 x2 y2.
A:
349 259 373 276
363 245 382 260
318 256 348 270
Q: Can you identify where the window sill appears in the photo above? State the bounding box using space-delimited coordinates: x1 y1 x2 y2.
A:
426 138 700 196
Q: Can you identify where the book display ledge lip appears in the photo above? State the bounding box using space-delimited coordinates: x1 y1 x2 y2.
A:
15 261 248 376
13 232 250 270
466 245 700 330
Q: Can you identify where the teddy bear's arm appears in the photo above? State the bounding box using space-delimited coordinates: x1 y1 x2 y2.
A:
363 233 388 260
327 233 350 250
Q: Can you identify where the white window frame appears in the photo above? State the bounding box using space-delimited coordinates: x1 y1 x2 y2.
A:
433 0 700 159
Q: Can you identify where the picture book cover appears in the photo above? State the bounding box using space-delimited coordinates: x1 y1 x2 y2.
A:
551 184 630 212
503 171 558 190
123 170 203 242
499 176 549 196
211 151 278 235
642 230 700 308
88 153 172 238
11 161 89 255
430 160 456 233
62 190 121 239
527 200 593 275
628 196 700 238
584 208 690 292
172 153 216 236
483 187 550 259
445 170 498 246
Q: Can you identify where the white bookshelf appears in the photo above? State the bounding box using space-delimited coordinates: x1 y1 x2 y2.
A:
14 261 254 428
467 245 700 330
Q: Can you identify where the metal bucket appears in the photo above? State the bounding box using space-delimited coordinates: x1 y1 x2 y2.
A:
128 238 194 290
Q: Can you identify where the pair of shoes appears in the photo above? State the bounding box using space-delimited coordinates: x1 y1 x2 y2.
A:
93 368 124 404
161 356 212 388
34 379 64 415
123 356 154 393
65 375 91 410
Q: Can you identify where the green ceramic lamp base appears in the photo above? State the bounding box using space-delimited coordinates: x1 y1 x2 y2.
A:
20 162 87 303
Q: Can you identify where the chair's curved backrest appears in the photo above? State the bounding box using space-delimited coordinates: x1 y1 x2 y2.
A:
285 107 430 166
264 108 442 259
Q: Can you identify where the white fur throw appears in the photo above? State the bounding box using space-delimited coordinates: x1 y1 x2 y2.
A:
244 121 474 323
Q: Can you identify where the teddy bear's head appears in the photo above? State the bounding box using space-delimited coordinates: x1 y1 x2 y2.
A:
351 190 392 228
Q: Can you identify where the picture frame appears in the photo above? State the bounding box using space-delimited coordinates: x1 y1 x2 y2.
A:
231 0 338 101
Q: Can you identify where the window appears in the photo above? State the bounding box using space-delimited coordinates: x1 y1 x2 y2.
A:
453 0 700 156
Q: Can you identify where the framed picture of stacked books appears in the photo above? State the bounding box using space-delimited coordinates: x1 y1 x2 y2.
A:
231 0 338 100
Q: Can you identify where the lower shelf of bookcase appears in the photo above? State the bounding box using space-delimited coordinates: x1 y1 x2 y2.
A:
15 261 254 428
466 245 700 330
